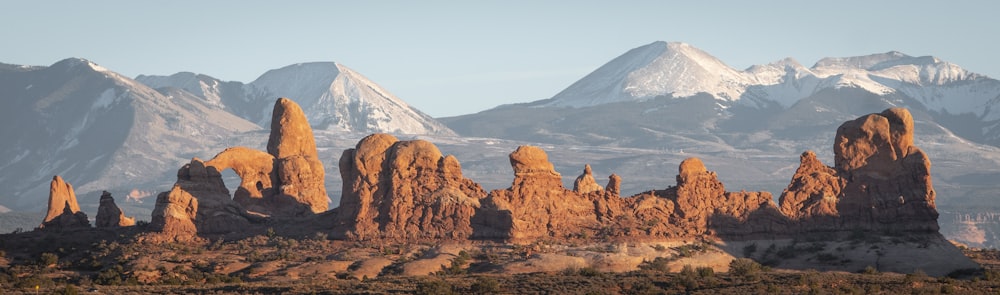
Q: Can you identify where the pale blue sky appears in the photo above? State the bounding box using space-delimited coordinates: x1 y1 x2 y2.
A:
3 1 998 117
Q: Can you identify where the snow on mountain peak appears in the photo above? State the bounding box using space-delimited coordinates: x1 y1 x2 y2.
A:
548 42 999 116
548 41 749 107
247 62 455 136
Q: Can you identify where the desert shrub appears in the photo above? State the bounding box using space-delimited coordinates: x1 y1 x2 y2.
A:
578 267 601 277
415 278 455 295
652 244 667 252
95 266 125 285
904 269 928 284
59 284 79 295
39 252 59 266
696 266 714 278
639 257 671 272
679 264 696 276
469 276 500 294
862 265 879 275
729 258 764 280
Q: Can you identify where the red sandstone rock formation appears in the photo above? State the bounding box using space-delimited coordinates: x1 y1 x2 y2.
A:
205 147 275 214
335 133 486 240
780 108 938 232
150 158 250 239
573 164 603 194
476 146 601 242
606 173 622 196
96 191 136 228
267 97 328 214
40 175 89 229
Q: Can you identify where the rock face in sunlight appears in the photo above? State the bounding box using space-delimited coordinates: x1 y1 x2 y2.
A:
780 108 939 232
96 191 135 228
40 175 89 229
204 147 276 215
150 158 250 240
267 97 329 215
148 98 333 239
573 164 604 194
475 146 601 241
335 133 486 240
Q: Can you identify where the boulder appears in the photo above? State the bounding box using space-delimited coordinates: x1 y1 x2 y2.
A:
40 175 89 229
335 134 486 240
95 191 136 228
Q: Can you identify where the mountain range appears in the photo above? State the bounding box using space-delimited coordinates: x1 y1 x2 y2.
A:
1 41 999 247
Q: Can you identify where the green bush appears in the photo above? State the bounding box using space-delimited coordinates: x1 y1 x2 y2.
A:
697 266 715 278
729 258 764 280
639 257 670 272
469 276 500 294
39 252 59 266
415 278 455 295
578 267 601 277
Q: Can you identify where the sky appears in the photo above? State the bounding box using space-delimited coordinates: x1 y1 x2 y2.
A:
2 1 998 117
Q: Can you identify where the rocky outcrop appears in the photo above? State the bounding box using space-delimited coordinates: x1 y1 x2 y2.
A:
40 176 89 229
573 165 603 194
606 174 622 196
335 133 486 240
657 158 781 237
205 147 275 214
150 158 250 239
780 108 938 233
96 191 135 228
148 97 330 239
267 97 328 214
475 146 601 241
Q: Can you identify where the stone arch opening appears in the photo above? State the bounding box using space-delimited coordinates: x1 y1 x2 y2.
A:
220 168 241 200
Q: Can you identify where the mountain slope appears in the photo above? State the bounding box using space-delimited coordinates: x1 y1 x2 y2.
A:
0 58 260 210
139 62 456 136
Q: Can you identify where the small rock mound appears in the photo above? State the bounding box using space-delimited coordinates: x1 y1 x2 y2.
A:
96 191 136 228
40 175 89 229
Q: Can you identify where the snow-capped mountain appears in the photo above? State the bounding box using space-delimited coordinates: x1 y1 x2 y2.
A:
543 41 1000 147
139 62 456 136
548 42 751 107
0 58 261 211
